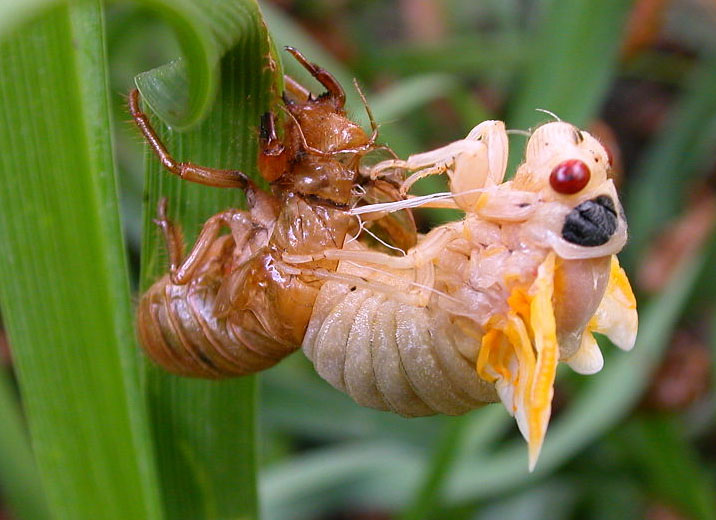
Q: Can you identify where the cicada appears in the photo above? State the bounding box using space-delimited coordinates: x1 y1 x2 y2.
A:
133 49 637 470
290 119 638 469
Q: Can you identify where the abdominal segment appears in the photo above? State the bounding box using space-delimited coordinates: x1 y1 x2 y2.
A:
300 240 634 470
302 276 499 417
138 271 299 378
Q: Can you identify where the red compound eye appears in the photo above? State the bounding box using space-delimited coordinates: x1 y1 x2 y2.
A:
550 159 590 194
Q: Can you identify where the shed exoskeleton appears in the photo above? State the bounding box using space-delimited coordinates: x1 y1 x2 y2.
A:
133 48 415 378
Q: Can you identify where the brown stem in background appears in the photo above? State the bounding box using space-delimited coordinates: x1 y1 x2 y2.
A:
399 0 446 43
642 329 711 412
621 0 671 59
0 328 10 366
638 189 716 293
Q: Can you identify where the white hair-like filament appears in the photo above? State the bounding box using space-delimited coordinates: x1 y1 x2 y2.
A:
349 186 491 215
535 108 562 121
506 128 532 138
345 213 407 256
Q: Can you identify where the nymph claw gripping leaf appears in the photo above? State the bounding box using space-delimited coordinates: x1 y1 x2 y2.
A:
133 49 637 470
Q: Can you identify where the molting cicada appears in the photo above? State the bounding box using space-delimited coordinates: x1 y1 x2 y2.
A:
133 49 637 470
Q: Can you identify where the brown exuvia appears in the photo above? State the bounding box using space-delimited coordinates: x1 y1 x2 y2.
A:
133 47 415 378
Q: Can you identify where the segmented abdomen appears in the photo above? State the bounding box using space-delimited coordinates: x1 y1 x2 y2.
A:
302 281 498 416
138 271 297 379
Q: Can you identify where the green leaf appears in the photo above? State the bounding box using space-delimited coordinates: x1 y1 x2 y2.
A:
506 0 634 174
134 0 281 130
137 1 281 518
0 0 220 130
474 479 579 520
261 357 443 445
0 0 56 38
0 368 50 520
359 35 524 79
261 442 422 520
619 415 716 520
586 478 644 520
0 2 162 519
129 0 215 130
399 416 471 520
368 74 459 125
260 407 510 518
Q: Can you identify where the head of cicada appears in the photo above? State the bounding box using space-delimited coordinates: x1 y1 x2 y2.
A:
476 122 637 470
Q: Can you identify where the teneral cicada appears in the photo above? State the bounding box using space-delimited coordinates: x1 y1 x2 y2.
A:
286 119 637 469
133 49 637 470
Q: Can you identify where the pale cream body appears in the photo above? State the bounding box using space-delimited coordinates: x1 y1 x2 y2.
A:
297 121 638 468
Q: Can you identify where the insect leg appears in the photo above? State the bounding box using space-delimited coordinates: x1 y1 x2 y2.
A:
129 89 255 189
285 47 346 107
400 164 450 195
366 121 508 196
291 265 435 307
154 197 185 277
284 244 421 270
308 247 447 308
162 206 247 285
365 140 479 187
461 120 508 186
284 74 312 101
258 110 290 183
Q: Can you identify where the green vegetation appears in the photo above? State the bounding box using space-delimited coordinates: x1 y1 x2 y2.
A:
0 1 714 519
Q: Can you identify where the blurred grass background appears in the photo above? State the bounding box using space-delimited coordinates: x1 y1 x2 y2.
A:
1 0 716 519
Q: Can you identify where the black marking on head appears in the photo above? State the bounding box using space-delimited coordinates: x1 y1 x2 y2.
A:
562 195 618 246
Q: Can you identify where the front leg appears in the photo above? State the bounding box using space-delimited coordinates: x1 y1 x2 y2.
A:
285 46 345 107
129 89 257 190
366 120 509 202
